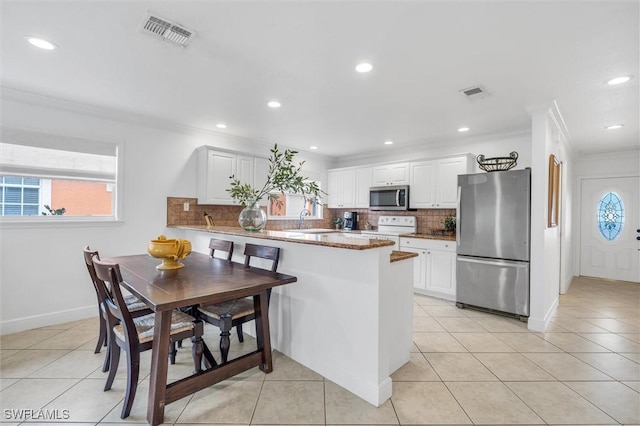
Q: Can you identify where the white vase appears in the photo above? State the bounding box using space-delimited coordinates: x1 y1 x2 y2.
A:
238 201 267 231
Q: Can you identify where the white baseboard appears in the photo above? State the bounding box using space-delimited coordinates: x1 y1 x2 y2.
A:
527 297 559 332
0 305 97 336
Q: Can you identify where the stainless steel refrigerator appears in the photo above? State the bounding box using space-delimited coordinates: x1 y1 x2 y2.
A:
456 168 531 318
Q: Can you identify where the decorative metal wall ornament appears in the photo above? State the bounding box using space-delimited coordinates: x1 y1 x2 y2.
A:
477 151 518 172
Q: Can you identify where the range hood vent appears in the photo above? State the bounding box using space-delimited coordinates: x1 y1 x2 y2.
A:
460 85 490 100
140 12 195 47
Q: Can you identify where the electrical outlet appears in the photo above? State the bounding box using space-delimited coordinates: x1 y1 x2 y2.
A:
183 202 189 212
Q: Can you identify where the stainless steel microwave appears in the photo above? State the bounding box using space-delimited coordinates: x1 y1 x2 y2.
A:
369 185 410 210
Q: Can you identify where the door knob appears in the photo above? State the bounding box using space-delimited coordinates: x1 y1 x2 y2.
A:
637 236 640 240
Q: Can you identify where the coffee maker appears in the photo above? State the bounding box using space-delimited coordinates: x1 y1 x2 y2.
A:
343 211 358 231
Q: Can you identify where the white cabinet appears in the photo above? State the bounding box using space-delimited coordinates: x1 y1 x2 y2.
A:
409 155 473 208
372 163 409 186
327 168 356 208
196 147 263 205
400 237 456 300
254 156 270 192
401 246 428 290
236 155 254 187
409 161 436 208
355 167 372 208
197 148 236 204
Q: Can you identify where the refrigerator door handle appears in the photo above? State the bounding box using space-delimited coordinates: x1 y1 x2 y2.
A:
395 189 400 207
458 256 527 268
456 185 461 248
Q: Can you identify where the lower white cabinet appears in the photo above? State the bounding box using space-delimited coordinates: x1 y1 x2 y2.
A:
400 237 456 300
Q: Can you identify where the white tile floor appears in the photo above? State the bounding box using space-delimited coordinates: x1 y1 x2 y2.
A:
1 276 638 425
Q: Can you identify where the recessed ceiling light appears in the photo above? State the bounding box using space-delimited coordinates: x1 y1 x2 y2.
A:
309 146 318 150
216 123 227 129
384 140 394 145
607 76 632 85
458 127 470 132
355 63 373 73
267 100 281 108
605 124 624 130
25 36 58 50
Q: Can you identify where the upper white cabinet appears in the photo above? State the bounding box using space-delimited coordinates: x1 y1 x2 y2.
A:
197 148 236 204
327 168 356 208
409 161 437 208
355 167 372 208
254 156 270 192
196 146 266 205
409 155 473 208
372 163 409 186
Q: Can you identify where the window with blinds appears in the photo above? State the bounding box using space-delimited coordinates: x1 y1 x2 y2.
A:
0 127 121 219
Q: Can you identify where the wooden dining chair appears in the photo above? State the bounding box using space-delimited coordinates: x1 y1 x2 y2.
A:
209 237 234 260
92 258 205 419
197 242 280 362
176 238 234 350
83 246 154 372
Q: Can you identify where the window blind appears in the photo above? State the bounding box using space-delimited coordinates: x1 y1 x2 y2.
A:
0 127 117 181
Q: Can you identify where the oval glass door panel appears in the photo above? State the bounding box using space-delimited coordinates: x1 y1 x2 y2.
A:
597 192 624 241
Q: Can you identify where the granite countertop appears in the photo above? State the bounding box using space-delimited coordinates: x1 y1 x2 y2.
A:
390 250 419 263
400 233 457 241
170 225 396 250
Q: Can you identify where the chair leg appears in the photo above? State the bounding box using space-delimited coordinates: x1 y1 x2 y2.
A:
101 337 111 373
191 321 204 373
219 314 232 363
120 349 140 419
95 310 107 354
104 342 120 391
236 323 244 343
169 341 177 364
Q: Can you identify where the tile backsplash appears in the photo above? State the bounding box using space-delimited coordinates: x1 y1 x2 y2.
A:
167 197 454 234
166 197 333 230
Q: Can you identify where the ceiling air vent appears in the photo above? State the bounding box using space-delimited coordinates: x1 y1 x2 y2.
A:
459 85 490 100
140 12 195 47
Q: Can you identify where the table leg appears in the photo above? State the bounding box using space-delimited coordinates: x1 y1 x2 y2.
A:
254 290 273 373
147 310 171 426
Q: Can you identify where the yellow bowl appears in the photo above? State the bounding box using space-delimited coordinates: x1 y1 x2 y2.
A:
147 235 191 270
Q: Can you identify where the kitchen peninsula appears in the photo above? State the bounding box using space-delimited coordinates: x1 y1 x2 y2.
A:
170 224 416 406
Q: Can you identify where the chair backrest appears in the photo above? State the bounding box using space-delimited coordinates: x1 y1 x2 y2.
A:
209 238 234 261
83 246 110 308
243 243 280 272
92 258 139 346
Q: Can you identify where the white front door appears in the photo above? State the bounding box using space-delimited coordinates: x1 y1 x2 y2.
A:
580 176 640 282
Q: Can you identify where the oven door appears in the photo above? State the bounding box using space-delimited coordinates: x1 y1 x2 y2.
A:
369 186 409 210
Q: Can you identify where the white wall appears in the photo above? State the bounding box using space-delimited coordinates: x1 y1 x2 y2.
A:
527 103 574 332
0 90 334 334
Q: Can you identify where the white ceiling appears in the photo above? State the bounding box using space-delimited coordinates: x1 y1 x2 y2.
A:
2 1 638 158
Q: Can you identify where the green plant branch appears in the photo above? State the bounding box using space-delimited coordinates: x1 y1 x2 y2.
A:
226 144 325 206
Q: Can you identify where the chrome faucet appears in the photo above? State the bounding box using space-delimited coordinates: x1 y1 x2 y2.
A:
299 208 311 229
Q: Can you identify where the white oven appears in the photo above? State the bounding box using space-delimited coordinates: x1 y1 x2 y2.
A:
360 216 417 247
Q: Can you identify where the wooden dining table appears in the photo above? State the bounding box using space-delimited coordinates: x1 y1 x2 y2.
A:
106 252 297 426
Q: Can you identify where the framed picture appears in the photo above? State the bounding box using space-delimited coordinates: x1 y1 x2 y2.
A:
548 154 561 227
